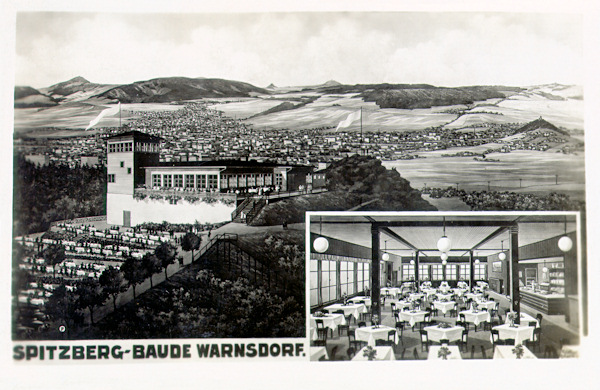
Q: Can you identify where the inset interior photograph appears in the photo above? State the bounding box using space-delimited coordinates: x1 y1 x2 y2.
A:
308 212 585 361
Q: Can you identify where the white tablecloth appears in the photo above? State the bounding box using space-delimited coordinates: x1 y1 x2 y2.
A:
397 300 413 311
428 345 463 360
324 303 367 320
352 346 396 361
439 283 451 294
493 345 537 359
422 288 438 299
310 346 329 361
424 325 463 343
433 301 456 315
310 314 346 339
381 287 402 298
356 325 399 347
409 293 425 301
464 293 484 301
453 288 468 296
349 296 372 308
493 324 535 345
436 293 454 301
460 310 491 326
505 313 539 327
399 310 428 327
471 301 495 311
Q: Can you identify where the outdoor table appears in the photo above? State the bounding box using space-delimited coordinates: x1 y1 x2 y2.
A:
428 345 463 360
310 313 346 339
493 324 534 345
398 310 428 327
352 346 396 361
433 300 456 315
505 312 539 327
310 346 329 361
424 325 463 343
324 303 367 320
355 325 399 347
459 309 491 326
349 296 372 308
381 287 402 299
409 293 425 301
493 345 537 359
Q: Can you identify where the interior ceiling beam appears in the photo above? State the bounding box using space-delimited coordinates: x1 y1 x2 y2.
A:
380 226 418 251
318 220 518 227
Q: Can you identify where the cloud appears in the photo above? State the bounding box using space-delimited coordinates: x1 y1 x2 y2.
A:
15 12 583 88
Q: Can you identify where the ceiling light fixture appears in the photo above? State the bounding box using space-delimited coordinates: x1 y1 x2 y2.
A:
437 217 452 253
313 216 329 253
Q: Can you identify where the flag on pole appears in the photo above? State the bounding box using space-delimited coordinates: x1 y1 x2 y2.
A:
335 110 361 131
85 103 120 130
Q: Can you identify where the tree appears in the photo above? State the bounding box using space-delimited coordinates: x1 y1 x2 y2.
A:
45 284 83 338
42 244 65 278
181 232 201 262
76 278 106 325
142 253 162 288
155 242 177 280
99 266 127 311
120 256 147 299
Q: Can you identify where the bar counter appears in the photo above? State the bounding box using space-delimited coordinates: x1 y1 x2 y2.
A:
519 288 567 315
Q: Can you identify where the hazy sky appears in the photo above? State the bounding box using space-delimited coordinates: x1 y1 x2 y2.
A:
16 12 583 88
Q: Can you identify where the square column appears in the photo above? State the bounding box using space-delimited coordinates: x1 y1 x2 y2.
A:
509 225 520 323
371 225 381 320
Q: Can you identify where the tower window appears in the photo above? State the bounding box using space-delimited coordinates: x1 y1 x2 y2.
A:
120 161 124 168
108 174 115 183
127 168 132 174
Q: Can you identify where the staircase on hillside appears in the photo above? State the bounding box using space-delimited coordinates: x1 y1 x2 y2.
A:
231 196 266 224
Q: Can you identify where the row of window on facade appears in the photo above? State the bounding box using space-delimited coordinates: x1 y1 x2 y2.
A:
150 173 284 189
310 258 371 307
108 142 159 153
400 263 487 281
152 174 219 189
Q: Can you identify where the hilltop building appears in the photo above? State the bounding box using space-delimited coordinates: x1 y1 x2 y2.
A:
106 131 314 226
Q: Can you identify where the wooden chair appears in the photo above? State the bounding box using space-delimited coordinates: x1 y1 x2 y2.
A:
348 329 365 350
480 345 487 359
388 329 397 346
413 347 420 360
358 321 367 328
313 339 326 347
333 310 349 336
470 345 476 359
346 347 356 360
459 329 469 352
536 313 543 328
525 327 542 352
315 319 328 340
376 339 394 346
491 329 502 347
528 321 537 327
504 338 516 345
419 329 430 352
329 345 339 361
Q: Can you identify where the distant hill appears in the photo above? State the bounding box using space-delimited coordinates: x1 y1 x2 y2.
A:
516 117 569 136
97 77 269 103
14 86 58 108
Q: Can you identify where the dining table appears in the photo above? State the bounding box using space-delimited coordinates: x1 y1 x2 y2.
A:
505 312 539 327
381 287 402 299
435 292 454 301
310 313 346 339
355 325 399 347
433 300 456 315
352 346 396 361
324 303 367 321
464 292 484 301
493 345 537 359
424 324 463 343
493 323 535 345
409 293 425 301
396 300 413 311
349 296 372 308
398 310 428 327
472 300 496 311
428 345 463 360
459 309 491 327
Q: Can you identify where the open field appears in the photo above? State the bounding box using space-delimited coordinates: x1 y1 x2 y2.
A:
384 150 585 201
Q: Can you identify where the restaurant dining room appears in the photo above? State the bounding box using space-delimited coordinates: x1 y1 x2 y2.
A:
308 212 586 362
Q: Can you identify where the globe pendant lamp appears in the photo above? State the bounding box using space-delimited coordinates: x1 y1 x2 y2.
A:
498 240 506 261
382 240 390 261
542 260 548 274
558 217 573 252
440 252 448 263
313 216 329 253
437 217 452 253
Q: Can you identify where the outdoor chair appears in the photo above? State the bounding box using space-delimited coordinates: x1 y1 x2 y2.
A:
419 329 430 352
315 319 328 340
460 329 469 352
